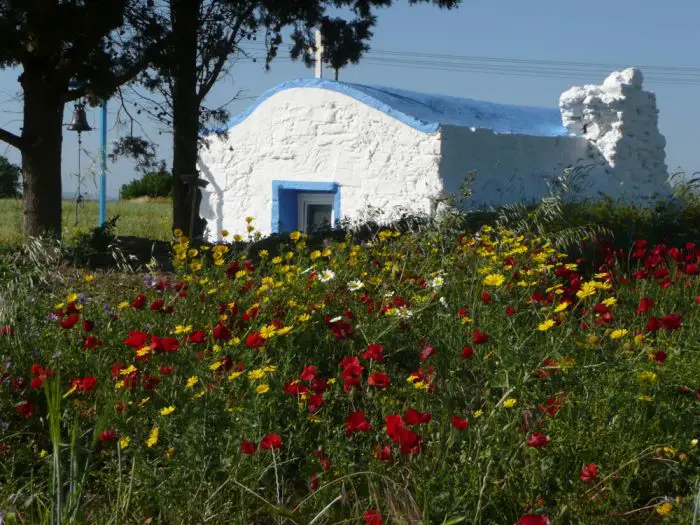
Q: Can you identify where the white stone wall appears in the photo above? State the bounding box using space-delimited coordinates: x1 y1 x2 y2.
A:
559 68 671 201
439 126 592 208
197 87 443 239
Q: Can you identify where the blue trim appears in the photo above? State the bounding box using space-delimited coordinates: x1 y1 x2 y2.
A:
271 180 341 234
210 78 567 137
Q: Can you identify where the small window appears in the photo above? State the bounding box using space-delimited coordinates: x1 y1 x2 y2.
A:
298 193 335 232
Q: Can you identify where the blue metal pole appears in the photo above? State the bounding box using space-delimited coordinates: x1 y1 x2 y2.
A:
99 99 107 226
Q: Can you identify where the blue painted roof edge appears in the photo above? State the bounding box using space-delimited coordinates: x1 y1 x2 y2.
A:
222 78 441 133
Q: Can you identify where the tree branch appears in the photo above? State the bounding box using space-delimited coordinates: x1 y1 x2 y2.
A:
198 4 257 102
0 127 24 150
62 61 151 103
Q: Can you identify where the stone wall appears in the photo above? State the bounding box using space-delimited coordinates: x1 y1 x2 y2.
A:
559 68 671 201
439 126 590 208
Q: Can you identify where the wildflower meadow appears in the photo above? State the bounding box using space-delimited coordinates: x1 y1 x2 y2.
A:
1 218 699 524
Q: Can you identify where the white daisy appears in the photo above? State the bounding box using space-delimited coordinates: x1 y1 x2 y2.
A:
394 306 413 319
347 280 364 291
319 269 336 283
430 276 444 289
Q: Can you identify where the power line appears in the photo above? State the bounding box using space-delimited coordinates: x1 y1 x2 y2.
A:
239 55 700 87
240 42 700 75
237 43 700 86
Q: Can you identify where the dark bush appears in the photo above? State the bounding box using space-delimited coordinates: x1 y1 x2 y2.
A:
120 170 172 199
0 155 21 198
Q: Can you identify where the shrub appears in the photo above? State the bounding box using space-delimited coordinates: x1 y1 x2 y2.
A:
0 155 21 198
120 170 172 200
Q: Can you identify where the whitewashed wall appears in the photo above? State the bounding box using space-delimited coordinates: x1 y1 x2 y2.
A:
439 126 592 208
559 68 671 202
197 87 443 239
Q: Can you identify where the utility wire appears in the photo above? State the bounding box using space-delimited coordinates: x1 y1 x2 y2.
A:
237 43 700 86
239 42 700 75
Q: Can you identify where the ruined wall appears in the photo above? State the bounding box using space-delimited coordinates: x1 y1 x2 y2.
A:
559 68 671 201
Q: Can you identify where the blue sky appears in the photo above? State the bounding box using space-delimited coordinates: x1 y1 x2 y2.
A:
0 0 698 199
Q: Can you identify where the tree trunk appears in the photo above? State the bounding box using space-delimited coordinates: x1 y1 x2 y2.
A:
20 73 65 239
171 0 204 238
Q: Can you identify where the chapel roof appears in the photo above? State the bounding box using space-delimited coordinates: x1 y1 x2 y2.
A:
225 78 568 137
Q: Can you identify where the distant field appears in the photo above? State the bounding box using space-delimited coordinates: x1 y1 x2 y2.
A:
0 198 172 243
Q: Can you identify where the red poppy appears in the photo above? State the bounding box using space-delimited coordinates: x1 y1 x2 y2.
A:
181 331 203 345
505 306 516 316
213 323 232 341
397 428 423 455
81 319 94 332
660 313 682 331
374 444 394 463
364 509 382 525
645 316 662 333
0 324 13 337
339 356 363 375
245 332 265 349
159 365 175 375
142 375 161 391
260 434 283 450
328 320 353 339
82 335 102 349
30 364 54 389
150 299 165 312
131 294 147 309
473 330 489 345
527 433 550 448
419 343 435 361
16 399 33 418
593 303 609 314
339 356 364 392
60 314 80 329
451 416 469 430
695 295 700 305
655 351 667 364
308 393 324 413
71 376 97 393
517 515 550 525
309 472 319 491
481 290 492 304
634 297 654 314
65 302 80 314
367 372 391 389
404 408 431 425
461 345 474 359
580 462 598 483
384 415 422 455
538 395 564 416
346 411 372 435
385 414 404 443
124 331 149 348
314 447 331 471
153 336 180 353
362 343 385 361
300 365 318 382
283 381 309 396
241 439 257 455
99 428 118 444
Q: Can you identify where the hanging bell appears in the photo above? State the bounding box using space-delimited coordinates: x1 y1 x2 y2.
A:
67 103 92 133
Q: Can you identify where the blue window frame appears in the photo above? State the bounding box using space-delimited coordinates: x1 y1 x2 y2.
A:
271 180 341 233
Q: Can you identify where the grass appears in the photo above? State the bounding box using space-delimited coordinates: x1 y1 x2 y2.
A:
0 198 172 244
0 206 698 524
